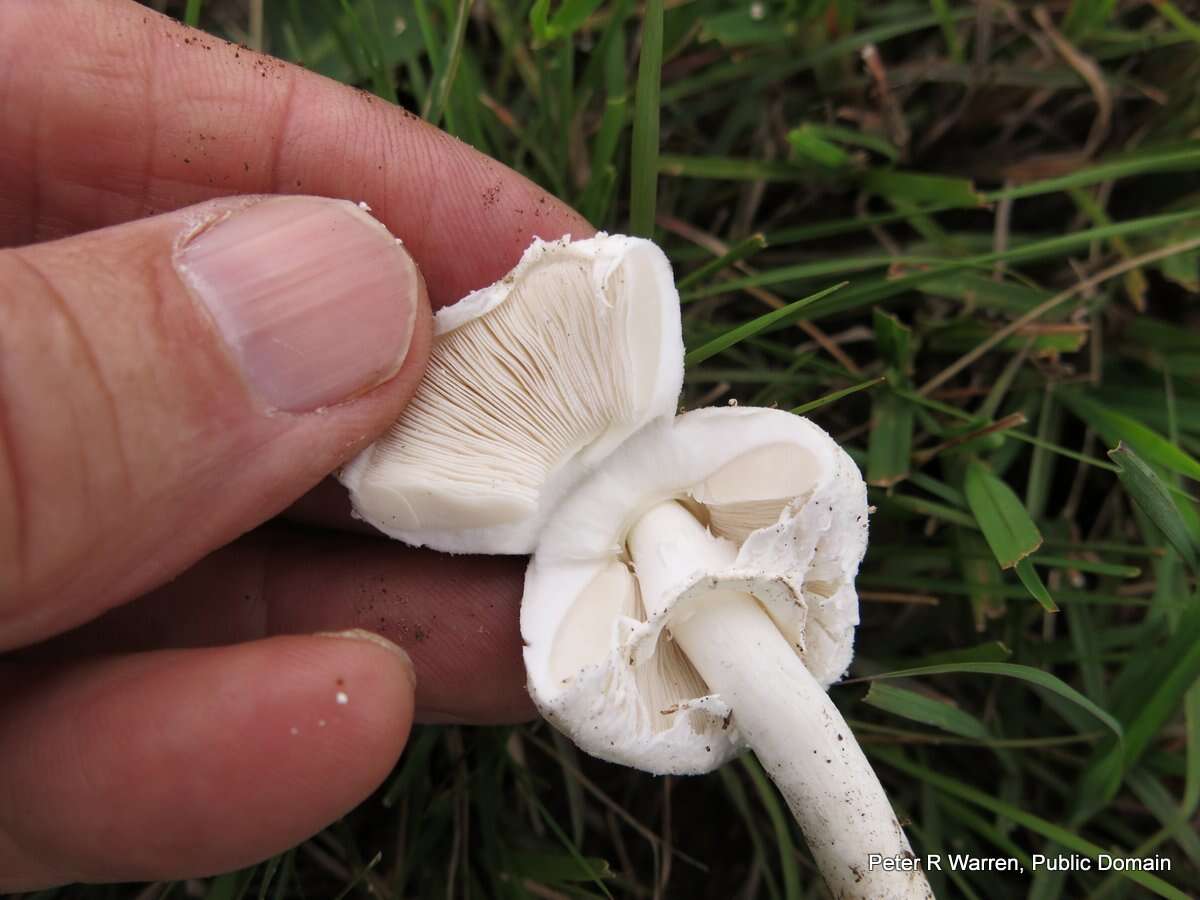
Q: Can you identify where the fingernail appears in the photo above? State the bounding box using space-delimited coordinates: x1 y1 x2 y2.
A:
178 197 420 412
314 628 417 689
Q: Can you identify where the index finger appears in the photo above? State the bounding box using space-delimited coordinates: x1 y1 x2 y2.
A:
0 0 593 307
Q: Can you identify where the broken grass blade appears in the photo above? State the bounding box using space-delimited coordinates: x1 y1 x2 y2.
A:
1109 442 1199 571
963 460 1044 569
1108 441 1195 571
683 282 846 367
863 683 990 740
790 376 885 416
1015 558 1057 613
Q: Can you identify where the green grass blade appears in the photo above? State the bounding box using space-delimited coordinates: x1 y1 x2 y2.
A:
740 756 802 900
790 376 885 416
1014 559 1057 613
867 389 915 487
859 662 1122 744
1061 389 1200 480
862 170 985 207
963 460 1045 570
1079 602 1200 817
676 233 768 290
684 282 846 367
1109 442 1199 571
426 0 470 126
862 683 990 739
629 0 663 236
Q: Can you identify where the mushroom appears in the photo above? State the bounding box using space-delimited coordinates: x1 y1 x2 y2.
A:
522 406 933 899
342 233 929 897
339 233 684 554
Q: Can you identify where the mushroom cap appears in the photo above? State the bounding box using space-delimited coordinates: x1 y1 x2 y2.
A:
339 233 684 554
521 406 869 775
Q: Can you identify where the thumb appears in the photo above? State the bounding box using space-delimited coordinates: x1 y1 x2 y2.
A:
0 196 430 649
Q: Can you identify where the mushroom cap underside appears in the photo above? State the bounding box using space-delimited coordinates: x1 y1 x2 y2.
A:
339 233 684 554
522 406 870 774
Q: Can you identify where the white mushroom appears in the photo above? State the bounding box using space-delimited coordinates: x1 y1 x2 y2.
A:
338 232 928 897
522 407 932 899
339 233 683 554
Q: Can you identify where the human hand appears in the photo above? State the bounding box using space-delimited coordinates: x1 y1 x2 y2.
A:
0 0 592 889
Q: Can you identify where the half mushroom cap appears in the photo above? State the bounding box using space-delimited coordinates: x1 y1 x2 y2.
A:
338 233 684 555
521 405 868 773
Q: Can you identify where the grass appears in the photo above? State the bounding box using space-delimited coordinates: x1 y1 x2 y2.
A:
66 1 1200 897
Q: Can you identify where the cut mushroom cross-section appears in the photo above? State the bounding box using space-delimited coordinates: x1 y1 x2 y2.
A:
339 233 684 554
523 406 933 900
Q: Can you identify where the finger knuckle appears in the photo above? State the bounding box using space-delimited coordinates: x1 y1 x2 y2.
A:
0 249 130 625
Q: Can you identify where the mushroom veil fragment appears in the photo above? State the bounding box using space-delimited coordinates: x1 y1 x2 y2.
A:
523 407 933 900
339 234 683 554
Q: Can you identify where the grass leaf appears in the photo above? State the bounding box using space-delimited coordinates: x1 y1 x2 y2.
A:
867 388 915 487
863 683 990 739
1109 442 1199 571
790 376 885 417
684 282 846 367
1015 558 1058 613
963 460 1044 570
860 662 1122 745
1061 390 1200 481
862 170 985 207
629 0 663 236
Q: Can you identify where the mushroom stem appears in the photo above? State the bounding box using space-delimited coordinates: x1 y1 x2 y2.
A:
628 501 933 900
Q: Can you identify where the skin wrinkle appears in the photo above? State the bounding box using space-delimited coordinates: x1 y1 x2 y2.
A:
0 314 28 593
0 251 129 610
265 72 299 200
